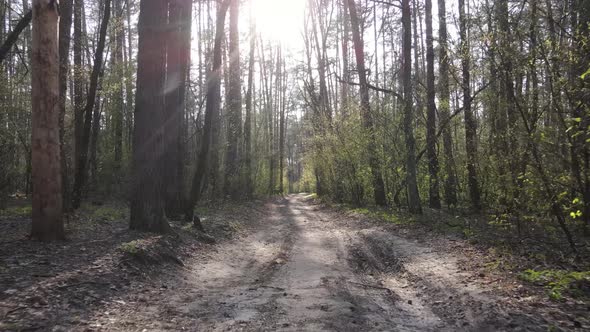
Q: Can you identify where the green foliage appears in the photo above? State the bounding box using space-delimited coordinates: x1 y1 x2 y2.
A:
306 108 380 206
519 269 590 301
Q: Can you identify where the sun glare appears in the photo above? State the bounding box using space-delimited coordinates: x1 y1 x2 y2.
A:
251 0 306 49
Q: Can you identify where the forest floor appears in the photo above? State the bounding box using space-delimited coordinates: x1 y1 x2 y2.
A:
0 194 588 331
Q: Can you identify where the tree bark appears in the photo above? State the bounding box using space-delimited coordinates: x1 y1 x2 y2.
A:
402 0 422 213
30 0 64 241
130 0 170 233
164 0 191 218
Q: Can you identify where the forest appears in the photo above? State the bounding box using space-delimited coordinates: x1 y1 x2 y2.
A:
0 0 589 330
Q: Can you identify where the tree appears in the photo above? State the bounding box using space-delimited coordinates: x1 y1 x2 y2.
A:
459 0 480 210
243 3 256 196
113 0 125 171
438 0 457 207
0 9 31 65
402 0 422 214
71 0 111 209
184 0 231 226
347 0 387 206
340 0 350 114
163 0 192 217
130 0 169 232
30 0 63 241
58 0 73 212
425 0 440 209
73 0 84 201
279 59 286 194
224 0 242 198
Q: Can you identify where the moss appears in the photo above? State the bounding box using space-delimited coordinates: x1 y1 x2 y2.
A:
519 269 590 301
119 240 141 255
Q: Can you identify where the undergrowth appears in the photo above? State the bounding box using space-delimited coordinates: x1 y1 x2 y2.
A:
519 269 590 301
349 207 408 225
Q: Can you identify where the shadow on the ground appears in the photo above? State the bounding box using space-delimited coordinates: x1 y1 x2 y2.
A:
0 200 267 331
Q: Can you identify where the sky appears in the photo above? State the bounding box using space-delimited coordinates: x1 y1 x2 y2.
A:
249 0 307 53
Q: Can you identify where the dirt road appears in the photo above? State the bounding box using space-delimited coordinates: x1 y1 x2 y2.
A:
90 194 549 331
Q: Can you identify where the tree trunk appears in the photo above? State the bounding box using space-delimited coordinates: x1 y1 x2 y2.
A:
438 0 457 207
164 0 191 218
224 0 242 198
89 88 103 186
113 0 124 171
72 0 111 209
124 0 134 147
575 0 590 231
341 0 350 115
73 0 84 195
425 0 440 209
130 0 170 233
402 0 422 214
58 0 73 212
184 0 230 225
347 0 387 206
279 60 286 194
30 0 63 241
244 4 255 197
459 0 481 210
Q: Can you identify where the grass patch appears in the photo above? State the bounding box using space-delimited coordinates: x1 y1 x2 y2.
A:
79 203 127 222
194 206 210 216
0 205 32 218
519 269 590 301
350 207 408 225
90 205 127 222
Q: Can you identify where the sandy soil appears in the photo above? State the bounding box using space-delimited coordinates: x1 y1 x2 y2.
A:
1 194 584 331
